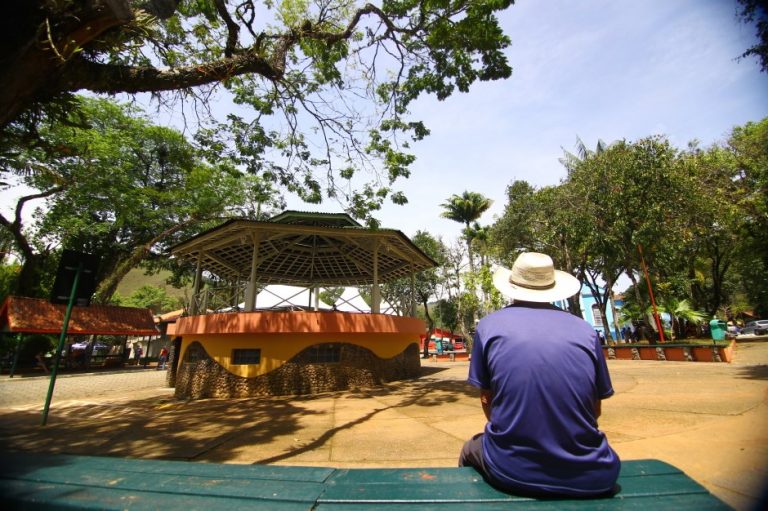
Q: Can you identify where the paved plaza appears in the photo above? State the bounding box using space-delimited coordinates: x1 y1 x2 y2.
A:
1 341 766 510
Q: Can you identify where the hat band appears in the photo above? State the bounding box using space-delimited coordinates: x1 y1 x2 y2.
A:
510 277 556 290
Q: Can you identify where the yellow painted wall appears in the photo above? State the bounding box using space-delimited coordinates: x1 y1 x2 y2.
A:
178 332 419 378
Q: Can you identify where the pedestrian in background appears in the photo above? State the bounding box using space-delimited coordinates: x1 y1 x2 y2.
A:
157 347 169 370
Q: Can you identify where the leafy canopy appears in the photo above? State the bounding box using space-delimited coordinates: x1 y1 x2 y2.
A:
3 0 515 224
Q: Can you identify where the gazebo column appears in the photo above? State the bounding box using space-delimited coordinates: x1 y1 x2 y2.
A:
313 286 320 311
244 234 261 311
410 269 417 317
190 253 203 315
372 242 380 314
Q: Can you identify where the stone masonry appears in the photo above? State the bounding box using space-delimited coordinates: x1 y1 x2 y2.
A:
174 342 421 399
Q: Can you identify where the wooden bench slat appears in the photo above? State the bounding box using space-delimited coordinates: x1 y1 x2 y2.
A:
613 458 683 477
0 452 328 505
324 459 684 486
0 452 333 483
320 463 723 507
314 493 732 511
1 480 317 510
319 474 710 504
2 465 326 503
0 453 731 510
326 467 483 484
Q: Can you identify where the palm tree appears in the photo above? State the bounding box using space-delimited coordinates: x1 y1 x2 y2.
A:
660 298 708 340
440 191 493 273
465 222 491 268
559 136 610 175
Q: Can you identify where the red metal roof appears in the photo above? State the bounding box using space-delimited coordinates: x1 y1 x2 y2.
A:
0 296 158 336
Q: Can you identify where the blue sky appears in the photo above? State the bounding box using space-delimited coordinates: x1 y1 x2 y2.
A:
359 0 768 242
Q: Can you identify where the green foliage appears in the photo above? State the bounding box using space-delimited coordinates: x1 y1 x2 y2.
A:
441 191 493 273
736 0 768 72
378 230 447 321
318 287 345 307
434 298 459 332
728 118 768 316
0 263 20 302
4 0 515 227
1 96 249 301
17 334 56 362
488 118 768 328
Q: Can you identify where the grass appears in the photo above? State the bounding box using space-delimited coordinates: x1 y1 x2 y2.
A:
116 268 189 300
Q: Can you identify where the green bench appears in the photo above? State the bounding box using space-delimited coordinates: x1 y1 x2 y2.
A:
0 452 731 510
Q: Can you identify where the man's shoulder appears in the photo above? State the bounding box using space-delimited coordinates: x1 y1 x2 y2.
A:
481 304 592 330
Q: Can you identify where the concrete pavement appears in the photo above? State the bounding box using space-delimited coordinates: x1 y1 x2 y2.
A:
1 342 766 510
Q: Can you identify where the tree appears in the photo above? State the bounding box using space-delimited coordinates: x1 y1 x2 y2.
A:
657 297 707 340
318 287 345 308
558 136 610 175
410 231 446 328
490 181 586 317
677 144 743 316
379 230 446 324
736 0 768 72
113 285 182 315
3 0 514 223
0 262 21 303
560 136 693 334
728 118 768 316
489 180 538 265
440 191 493 272
1 96 247 300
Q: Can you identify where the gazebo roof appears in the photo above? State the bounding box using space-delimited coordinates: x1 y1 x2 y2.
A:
170 211 437 286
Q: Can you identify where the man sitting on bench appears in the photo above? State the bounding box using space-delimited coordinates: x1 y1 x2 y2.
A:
459 252 621 498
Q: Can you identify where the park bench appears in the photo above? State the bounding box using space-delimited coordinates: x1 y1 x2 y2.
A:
0 452 730 510
427 348 469 361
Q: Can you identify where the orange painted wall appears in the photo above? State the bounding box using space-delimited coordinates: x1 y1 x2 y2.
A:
175 311 425 378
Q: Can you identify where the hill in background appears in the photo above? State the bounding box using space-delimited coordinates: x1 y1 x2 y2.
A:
116 268 189 301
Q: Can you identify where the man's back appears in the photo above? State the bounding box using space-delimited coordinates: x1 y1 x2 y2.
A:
468 303 620 496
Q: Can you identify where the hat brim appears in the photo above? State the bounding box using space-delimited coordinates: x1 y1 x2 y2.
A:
493 266 581 303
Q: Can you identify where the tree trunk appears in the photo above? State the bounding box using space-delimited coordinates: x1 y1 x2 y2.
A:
0 1 134 128
422 298 434 331
609 291 622 341
93 218 198 303
15 253 48 298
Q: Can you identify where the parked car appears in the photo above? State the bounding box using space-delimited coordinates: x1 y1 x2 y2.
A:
70 341 110 351
738 320 768 337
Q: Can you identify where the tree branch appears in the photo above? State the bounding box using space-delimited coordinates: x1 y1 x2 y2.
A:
60 50 282 94
213 0 241 58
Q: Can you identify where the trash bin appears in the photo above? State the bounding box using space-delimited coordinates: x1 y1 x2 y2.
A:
709 319 727 341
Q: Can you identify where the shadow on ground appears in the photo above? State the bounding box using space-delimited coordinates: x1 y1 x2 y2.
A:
0 369 478 465
734 364 768 380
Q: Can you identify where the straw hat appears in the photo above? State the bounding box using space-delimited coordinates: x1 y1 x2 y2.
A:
493 252 581 303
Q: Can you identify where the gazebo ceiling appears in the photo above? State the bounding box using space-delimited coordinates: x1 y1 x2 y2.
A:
170 212 438 286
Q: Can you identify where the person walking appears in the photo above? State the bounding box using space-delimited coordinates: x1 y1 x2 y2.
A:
157 347 169 370
459 252 620 498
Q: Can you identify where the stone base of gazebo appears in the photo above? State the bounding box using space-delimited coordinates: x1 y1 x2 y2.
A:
174 342 420 399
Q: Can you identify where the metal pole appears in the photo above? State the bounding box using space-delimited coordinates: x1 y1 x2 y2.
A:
372 242 380 314
637 244 665 344
42 261 83 426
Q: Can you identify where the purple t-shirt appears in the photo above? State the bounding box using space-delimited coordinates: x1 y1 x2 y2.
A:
468 303 620 496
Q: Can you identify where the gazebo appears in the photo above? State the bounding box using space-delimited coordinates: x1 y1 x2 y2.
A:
167 211 437 399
